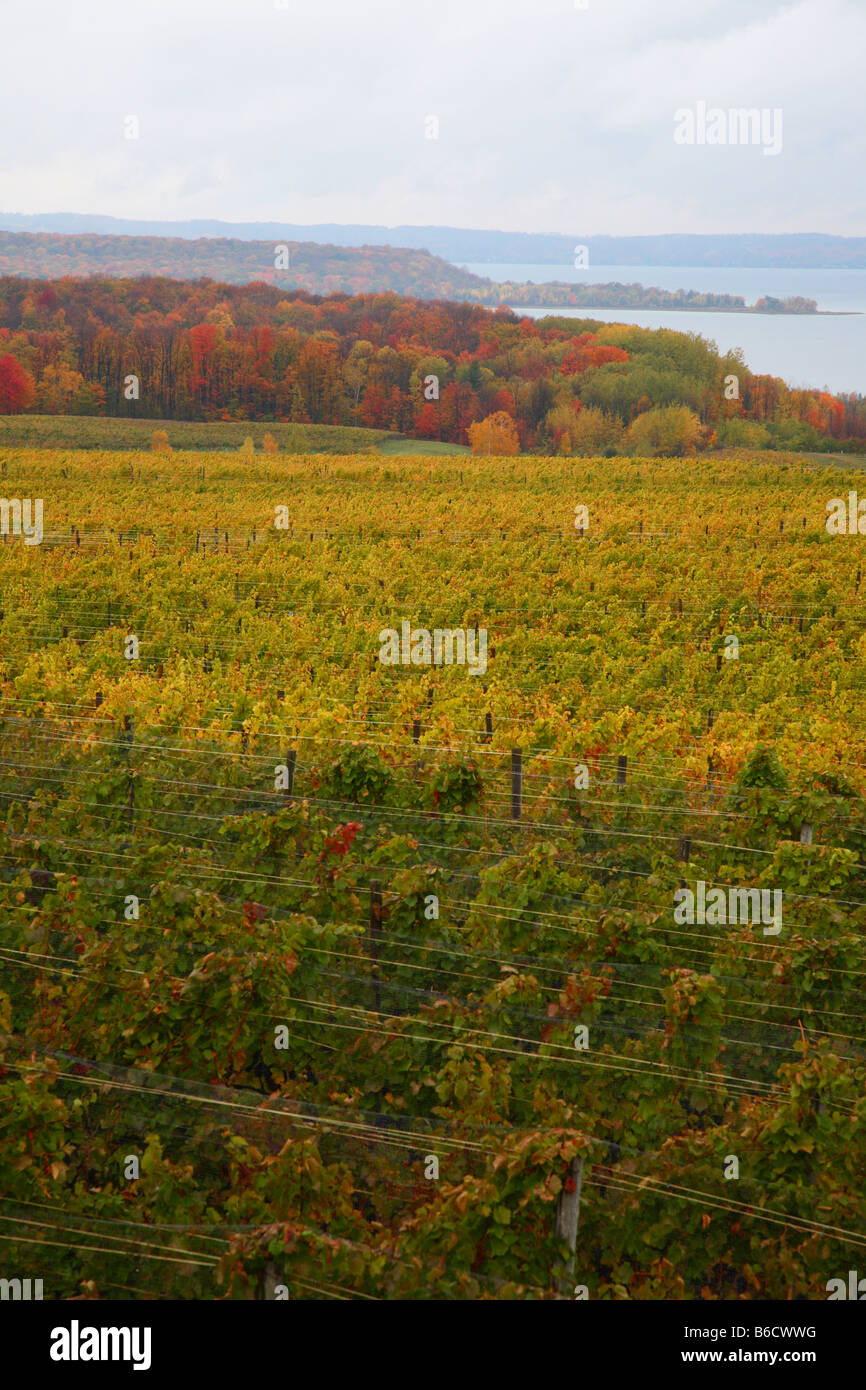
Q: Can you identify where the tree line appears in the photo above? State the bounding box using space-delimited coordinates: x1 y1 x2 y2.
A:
0 275 863 454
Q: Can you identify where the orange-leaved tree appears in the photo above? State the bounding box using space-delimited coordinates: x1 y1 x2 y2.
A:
468 411 520 456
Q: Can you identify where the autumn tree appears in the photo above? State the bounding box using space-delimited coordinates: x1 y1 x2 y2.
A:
343 340 375 416
151 429 171 452
440 382 481 444
37 363 87 414
625 404 702 457
295 336 345 424
468 410 520 456
0 354 36 413
547 404 624 456
262 432 279 453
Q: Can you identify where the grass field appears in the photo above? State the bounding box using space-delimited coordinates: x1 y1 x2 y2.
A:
1 445 864 1301
376 436 470 455
0 413 398 454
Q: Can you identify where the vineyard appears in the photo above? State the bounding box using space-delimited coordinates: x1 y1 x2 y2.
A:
1 447 865 1301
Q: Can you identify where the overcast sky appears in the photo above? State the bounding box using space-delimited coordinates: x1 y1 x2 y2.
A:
0 0 862 235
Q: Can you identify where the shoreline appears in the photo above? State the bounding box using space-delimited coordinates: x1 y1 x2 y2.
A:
491 302 860 316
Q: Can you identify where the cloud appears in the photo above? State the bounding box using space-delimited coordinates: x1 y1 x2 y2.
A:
0 0 861 233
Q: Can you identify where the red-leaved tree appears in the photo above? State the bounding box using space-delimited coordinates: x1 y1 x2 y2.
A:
0 354 36 413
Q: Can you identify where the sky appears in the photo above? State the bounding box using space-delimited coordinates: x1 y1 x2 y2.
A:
0 0 863 235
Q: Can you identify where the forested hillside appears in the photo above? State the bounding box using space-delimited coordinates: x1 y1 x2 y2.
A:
0 277 863 453
0 231 488 299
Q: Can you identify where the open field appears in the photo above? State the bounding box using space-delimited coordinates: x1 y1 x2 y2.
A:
1 447 865 1300
0 413 472 458
375 437 470 456
0 413 398 454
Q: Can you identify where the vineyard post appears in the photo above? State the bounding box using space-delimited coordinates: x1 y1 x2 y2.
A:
369 882 383 1015
511 748 522 819
616 755 627 787
800 822 813 845
554 1155 584 1296
412 719 422 782
284 749 296 798
123 715 134 832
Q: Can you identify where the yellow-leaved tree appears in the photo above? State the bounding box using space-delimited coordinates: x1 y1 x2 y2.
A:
626 405 702 457
467 411 520 457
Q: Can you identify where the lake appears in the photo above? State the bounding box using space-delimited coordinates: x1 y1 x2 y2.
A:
464 263 866 396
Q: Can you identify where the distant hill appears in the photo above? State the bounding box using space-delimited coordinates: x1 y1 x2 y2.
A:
0 230 490 299
1 214 865 268
0 232 824 313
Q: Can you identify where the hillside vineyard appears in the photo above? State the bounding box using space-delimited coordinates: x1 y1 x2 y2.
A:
1 448 864 1299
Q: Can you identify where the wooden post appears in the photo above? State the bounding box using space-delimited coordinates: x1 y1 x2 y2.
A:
369 882 383 1015
707 709 714 732
511 748 522 820
258 1260 283 1301
616 755 627 786
678 834 691 863
412 718 421 744
123 715 134 832
484 712 493 741
800 822 813 845
284 749 296 797
554 1156 584 1296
